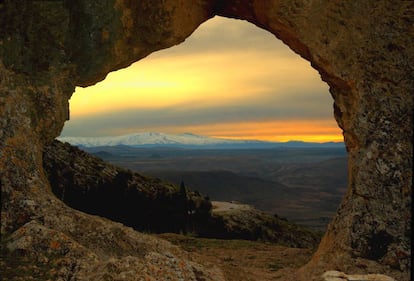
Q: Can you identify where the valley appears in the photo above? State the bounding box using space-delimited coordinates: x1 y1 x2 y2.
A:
83 145 348 231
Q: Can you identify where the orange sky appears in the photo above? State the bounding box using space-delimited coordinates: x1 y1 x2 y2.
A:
62 16 343 143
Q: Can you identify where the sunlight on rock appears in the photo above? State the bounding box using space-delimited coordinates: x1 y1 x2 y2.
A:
322 270 395 281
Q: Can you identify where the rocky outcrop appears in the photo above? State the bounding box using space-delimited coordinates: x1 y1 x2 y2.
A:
43 140 212 234
1 1 412 280
202 201 320 248
1 212 225 281
322 270 395 281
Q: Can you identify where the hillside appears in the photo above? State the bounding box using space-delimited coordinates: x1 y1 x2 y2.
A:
206 201 320 248
43 140 212 234
42 140 320 247
144 170 292 210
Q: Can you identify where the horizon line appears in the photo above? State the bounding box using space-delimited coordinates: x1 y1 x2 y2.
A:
58 131 344 144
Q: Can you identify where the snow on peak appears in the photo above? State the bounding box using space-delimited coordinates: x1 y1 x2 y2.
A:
58 132 245 147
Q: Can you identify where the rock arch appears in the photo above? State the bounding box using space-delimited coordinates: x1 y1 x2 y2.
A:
0 1 412 280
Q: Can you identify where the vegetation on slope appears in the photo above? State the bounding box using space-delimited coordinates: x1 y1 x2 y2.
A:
43 140 320 248
43 140 212 234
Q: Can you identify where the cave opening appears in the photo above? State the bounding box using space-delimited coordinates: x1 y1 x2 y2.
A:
57 16 347 239
1 2 410 280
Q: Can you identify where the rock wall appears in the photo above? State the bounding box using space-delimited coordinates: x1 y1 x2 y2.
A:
217 2 412 280
1 0 412 280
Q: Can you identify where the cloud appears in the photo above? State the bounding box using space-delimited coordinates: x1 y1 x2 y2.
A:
153 16 292 58
61 90 337 137
62 16 339 141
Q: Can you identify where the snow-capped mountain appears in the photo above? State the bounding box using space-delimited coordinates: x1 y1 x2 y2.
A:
58 132 344 149
58 132 259 148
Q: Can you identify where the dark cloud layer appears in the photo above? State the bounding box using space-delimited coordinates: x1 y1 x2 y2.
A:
61 17 337 140
61 88 334 137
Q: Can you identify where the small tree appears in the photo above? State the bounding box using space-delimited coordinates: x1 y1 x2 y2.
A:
179 181 188 233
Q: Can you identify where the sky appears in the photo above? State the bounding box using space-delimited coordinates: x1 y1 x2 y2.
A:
61 16 343 143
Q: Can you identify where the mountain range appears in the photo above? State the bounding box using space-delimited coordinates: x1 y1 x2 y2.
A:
58 132 344 149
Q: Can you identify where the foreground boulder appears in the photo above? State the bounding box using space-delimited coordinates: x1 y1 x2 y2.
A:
322 270 395 281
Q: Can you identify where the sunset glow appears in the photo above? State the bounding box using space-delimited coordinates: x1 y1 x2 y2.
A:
63 16 343 143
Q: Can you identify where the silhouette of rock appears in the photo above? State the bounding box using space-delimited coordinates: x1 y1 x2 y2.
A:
43 140 212 234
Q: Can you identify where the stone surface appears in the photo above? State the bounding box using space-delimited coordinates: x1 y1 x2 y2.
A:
322 270 395 281
0 0 412 280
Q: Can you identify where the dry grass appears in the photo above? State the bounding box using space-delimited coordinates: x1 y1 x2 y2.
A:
156 233 314 281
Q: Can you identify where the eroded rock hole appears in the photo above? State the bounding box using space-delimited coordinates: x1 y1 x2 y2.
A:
365 231 394 260
51 16 347 246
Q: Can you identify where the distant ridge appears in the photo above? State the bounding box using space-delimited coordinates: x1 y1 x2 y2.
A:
58 132 344 149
